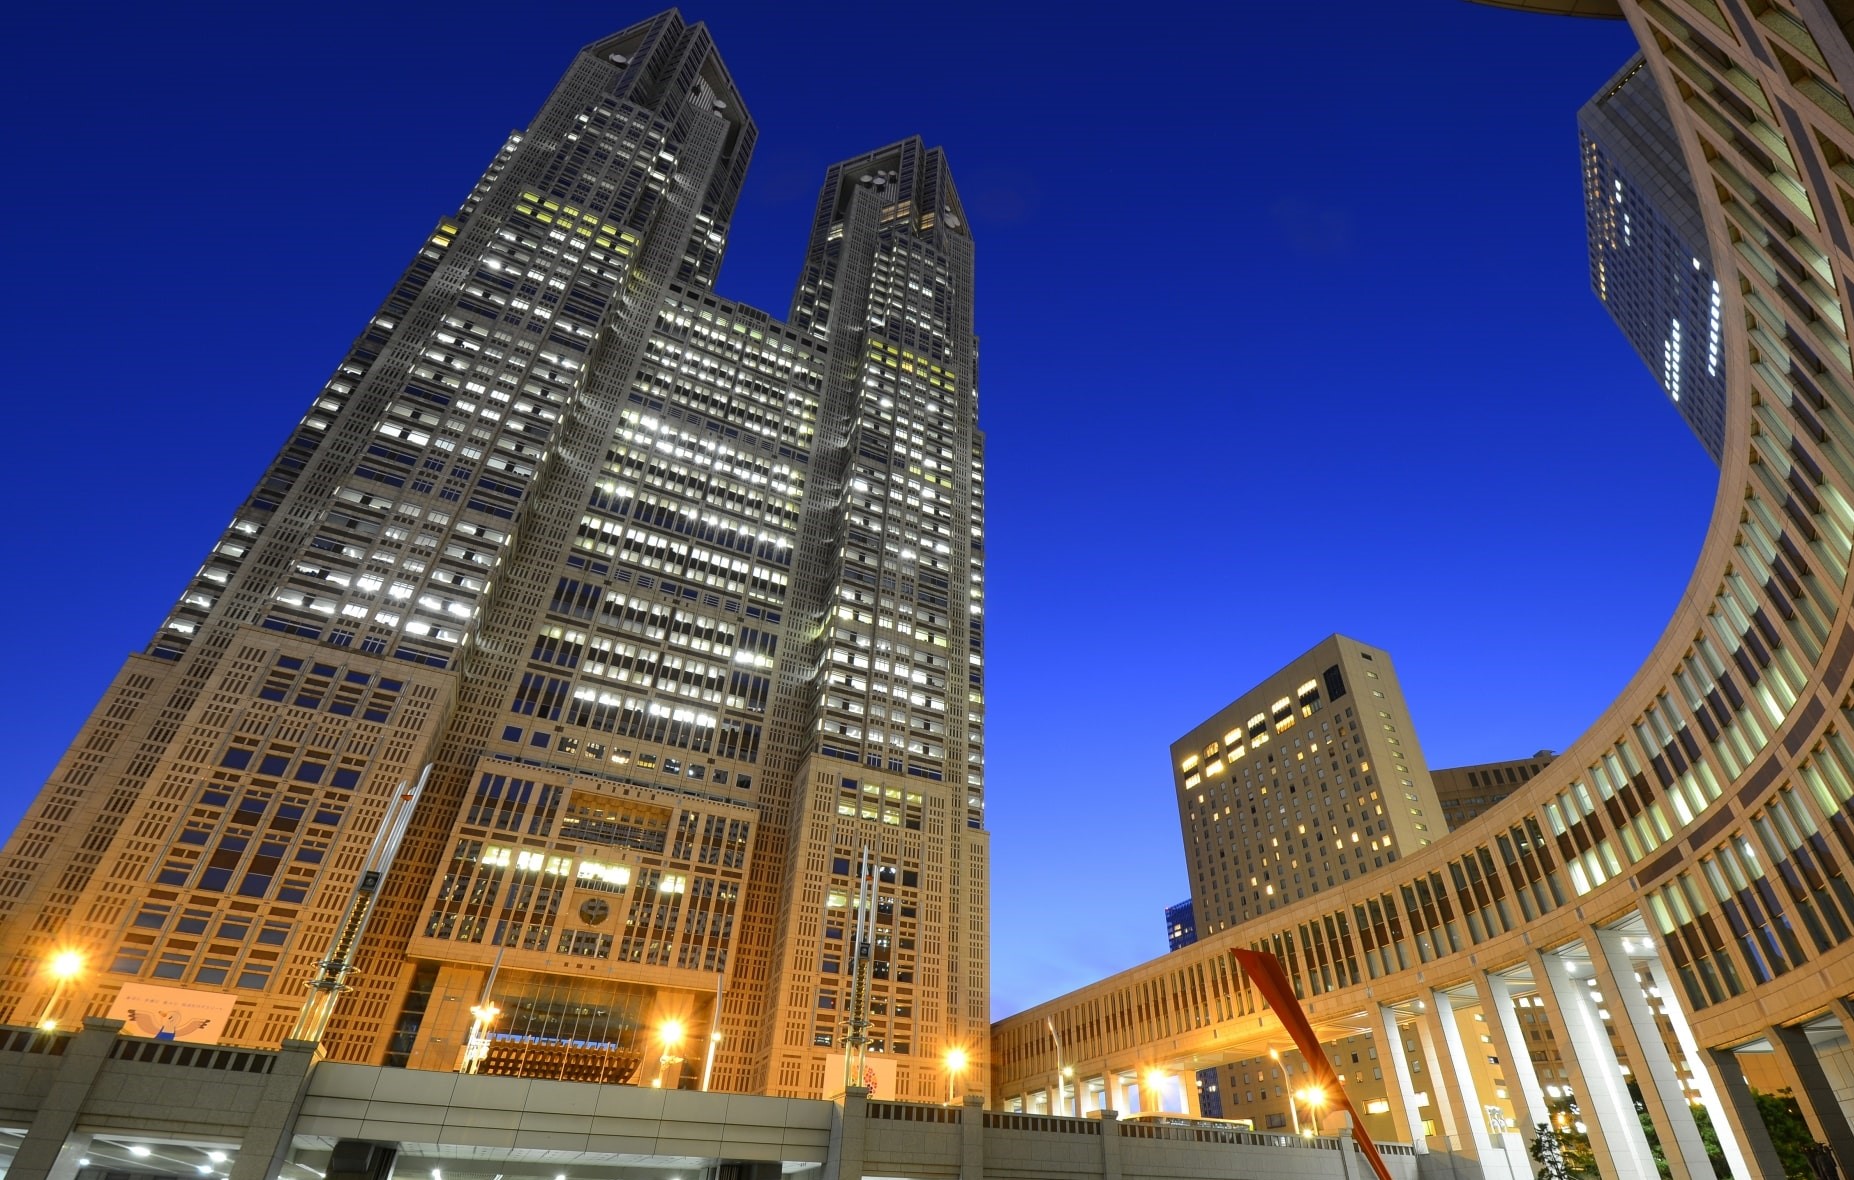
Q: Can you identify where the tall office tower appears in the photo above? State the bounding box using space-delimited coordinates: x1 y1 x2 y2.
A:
0 13 985 1104
1170 636 1440 937
1580 54 1727 463
1430 750 1555 830
743 141 987 1099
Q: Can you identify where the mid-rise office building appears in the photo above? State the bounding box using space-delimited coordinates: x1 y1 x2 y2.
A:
1165 638 1453 1138
0 11 986 1103
1171 635 1441 937
1431 751 1555 830
1580 54 1726 463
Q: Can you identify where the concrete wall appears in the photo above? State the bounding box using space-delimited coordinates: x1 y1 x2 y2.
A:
295 1065 836 1164
855 1097 1420 1180
0 1025 1421 1180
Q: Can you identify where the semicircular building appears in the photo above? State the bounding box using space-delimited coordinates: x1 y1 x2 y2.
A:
991 5 1854 1178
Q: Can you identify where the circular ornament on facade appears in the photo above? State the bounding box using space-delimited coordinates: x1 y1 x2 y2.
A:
579 897 611 926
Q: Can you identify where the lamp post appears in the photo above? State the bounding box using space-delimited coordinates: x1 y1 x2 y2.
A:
1047 1019 1064 1116
1271 1049 1301 1136
38 950 82 1031
1062 1065 1076 1117
656 1019 686 1089
944 1047 968 1106
1301 1085 1328 1137
701 1031 722 1092
461 939 509 1074
1143 1069 1169 1116
700 972 723 1092
462 1000 501 1073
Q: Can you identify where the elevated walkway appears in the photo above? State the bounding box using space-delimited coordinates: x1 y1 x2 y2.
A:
0 1020 1415 1180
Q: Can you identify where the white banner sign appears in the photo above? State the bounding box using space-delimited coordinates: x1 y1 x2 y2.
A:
107 983 237 1044
821 1052 900 1100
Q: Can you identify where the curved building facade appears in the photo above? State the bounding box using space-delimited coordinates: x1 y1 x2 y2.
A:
992 4 1854 1178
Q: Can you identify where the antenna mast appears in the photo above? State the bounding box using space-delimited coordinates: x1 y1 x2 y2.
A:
289 766 428 1043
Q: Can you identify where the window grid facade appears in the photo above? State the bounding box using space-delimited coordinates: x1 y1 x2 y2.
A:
0 12 985 1103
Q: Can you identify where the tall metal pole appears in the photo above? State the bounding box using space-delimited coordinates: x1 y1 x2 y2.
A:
842 847 876 1093
461 939 509 1073
700 971 723 1091
289 768 428 1043
1274 1049 1302 1136
1047 1018 1069 1116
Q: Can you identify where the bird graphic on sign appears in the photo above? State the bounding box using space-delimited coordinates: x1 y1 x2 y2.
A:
126 1009 213 1041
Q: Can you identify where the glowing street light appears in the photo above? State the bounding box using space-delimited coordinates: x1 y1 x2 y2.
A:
656 1019 686 1089
944 1047 968 1106
38 950 83 1031
1143 1069 1169 1115
1298 1085 1329 1136
461 1001 501 1074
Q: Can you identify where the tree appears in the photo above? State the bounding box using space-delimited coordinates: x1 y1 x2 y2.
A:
1532 1121 1573 1180
1751 1088 1826 1180
1538 1096 1599 1178
1629 1080 1729 1178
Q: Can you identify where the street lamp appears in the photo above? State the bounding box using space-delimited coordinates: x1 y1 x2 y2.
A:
461 1000 500 1073
1271 1049 1300 1136
38 950 83 1031
1299 1085 1329 1137
700 1030 722 1092
461 937 509 1074
1047 1020 1067 1116
656 1019 685 1089
1062 1065 1076 1117
944 1047 968 1105
1143 1069 1168 1115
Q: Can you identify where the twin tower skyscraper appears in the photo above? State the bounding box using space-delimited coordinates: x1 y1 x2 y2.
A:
0 12 988 1102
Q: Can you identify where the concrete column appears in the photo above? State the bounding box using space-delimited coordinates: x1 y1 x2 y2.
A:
1474 974 1549 1131
1379 1005 1428 1153
1698 1046 1790 1180
1109 1068 1135 1114
11 1018 120 1180
1591 929 1714 1179
1531 949 1659 1180
1335 1113 1365 1180
1097 1108 1122 1180
1423 989 1497 1168
1180 1067 1203 1118
1637 943 1780 1178
1767 1018 1854 1176
959 1092 984 1180
1410 999 1467 1154
43 1132 92 1180
825 1085 868 1180
228 1039 322 1180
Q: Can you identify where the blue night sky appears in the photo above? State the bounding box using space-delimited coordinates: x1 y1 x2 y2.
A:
2 4 1707 1021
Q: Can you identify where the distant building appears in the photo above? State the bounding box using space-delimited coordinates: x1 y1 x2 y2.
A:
1580 54 1725 463
1160 899 1222 1115
1170 635 1442 937
1431 751 1556 830
1165 899 1197 951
